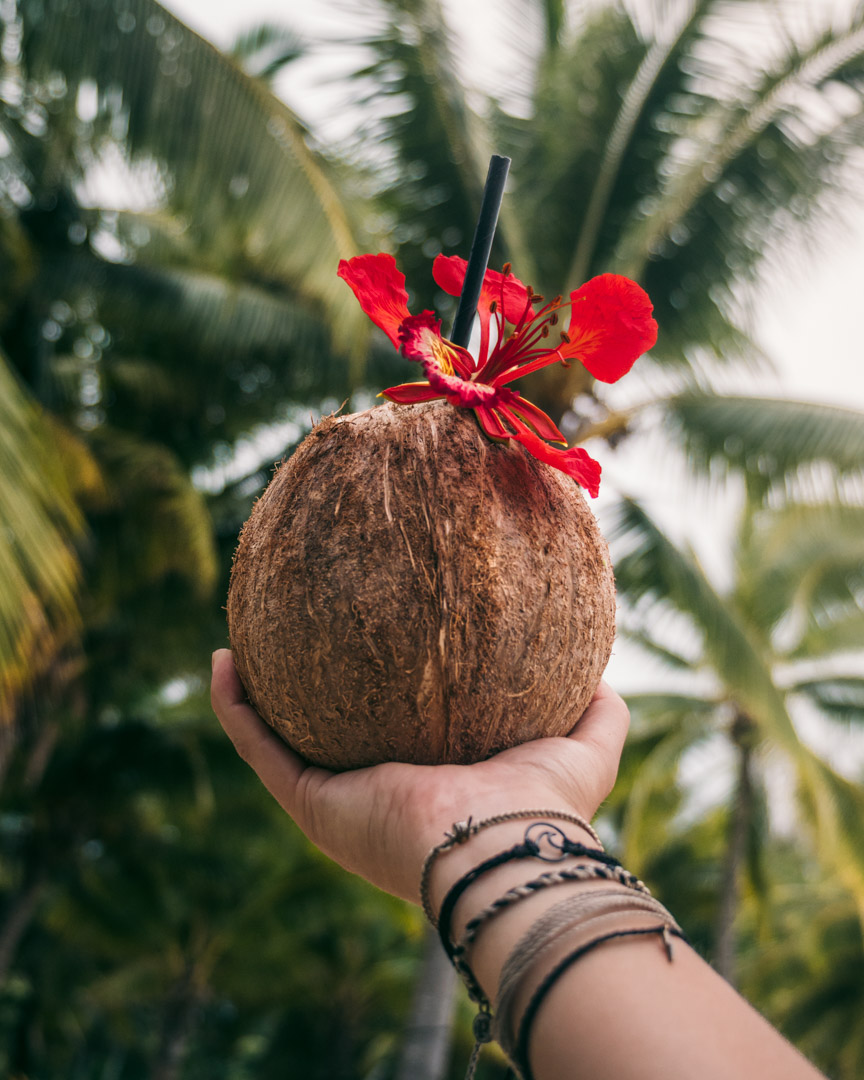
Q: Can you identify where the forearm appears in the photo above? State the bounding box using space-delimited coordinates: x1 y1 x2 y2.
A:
428 817 826 1080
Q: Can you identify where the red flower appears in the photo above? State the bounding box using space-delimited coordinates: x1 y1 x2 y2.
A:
337 253 658 497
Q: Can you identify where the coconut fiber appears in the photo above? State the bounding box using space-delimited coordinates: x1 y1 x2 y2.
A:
227 400 616 770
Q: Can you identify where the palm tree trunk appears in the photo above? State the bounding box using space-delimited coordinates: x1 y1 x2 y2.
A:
0 875 46 983
151 970 201 1080
394 927 458 1080
714 712 755 986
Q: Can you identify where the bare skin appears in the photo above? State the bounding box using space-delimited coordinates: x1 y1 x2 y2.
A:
211 649 826 1080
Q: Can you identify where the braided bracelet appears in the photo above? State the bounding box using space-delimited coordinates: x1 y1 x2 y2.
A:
419 809 602 925
449 863 650 1005
437 824 622 960
512 924 688 1080
493 892 685 1055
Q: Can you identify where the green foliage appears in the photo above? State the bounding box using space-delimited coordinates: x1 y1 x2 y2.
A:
18 0 363 348
2 0 864 1076
0 352 84 721
612 491 864 953
665 394 864 499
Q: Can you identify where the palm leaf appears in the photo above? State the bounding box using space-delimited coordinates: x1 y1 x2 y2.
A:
229 22 307 82
347 0 526 302
505 3 646 293
798 753 864 909
791 677 864 723
612 498 796 740
0 353 86 725
615 497 864 908
84 428 218 615
665 394 864 498
33 250 403 464
625 692 721 728
567 0 714 287
620 630 699 671
616 4 864 279
790 609 864 663
19 0 364 353
734 501 864 642
621 721 704 873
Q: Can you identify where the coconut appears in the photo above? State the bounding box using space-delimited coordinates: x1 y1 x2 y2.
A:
227 399 616 770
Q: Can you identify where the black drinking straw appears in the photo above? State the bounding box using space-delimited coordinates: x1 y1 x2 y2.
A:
448 154 511 348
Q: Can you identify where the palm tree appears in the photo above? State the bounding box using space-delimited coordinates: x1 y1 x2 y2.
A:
328 0 864 1069
3 0 864 1074
610 490 864 985
741 876 864 1080
0 0 385 731
341 0 864 411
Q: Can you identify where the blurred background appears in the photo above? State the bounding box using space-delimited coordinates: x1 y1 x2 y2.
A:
2 0 864 1077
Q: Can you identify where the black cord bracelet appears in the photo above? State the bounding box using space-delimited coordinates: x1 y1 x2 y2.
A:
436 823 620 958
513 924 688 1080
450 864 652 1006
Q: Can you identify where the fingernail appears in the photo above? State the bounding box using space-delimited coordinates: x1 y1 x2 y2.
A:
211 650 217 671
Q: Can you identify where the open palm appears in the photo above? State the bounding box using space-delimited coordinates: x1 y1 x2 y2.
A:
211 649 629 904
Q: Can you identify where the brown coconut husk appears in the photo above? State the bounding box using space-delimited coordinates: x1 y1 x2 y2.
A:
227 399 616 770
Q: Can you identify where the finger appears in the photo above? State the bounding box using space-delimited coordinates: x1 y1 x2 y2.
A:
566 680 630 766
210 648 309 817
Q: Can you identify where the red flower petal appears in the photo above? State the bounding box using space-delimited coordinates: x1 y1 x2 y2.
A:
338 253 411 348
432 255 533 327
510 427 602 497
562 274 658 383
399 311 474 378
426 368 504 408
503 396 566 443
380 382 444 404
474 406 512 441
397 312 505 407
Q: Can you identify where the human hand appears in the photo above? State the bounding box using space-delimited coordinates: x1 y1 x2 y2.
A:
210 648 629 906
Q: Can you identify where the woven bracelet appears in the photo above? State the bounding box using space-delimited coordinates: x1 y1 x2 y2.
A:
494 893 685 1056
419 809 602 925
449 863 650 1005
436 824 621 960
512 924 688 1080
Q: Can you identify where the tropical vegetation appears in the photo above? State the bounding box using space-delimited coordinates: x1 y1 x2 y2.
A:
1 0 863 1077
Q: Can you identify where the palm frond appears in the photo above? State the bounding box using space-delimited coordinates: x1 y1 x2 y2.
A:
567 0 714 287
790 607 864 663
84 428 218 614
791 677 864 723
0 353 86 725
345 0 526 303
611 497 802 752
735 501 864 641
34 251 404 462
19 0 364 352
229 22 306 82
616 3 864 279
621 629 699 670
664 394 864 498
625 691 720 730
621 721 703 872
506 3 646 293
798 752 864 907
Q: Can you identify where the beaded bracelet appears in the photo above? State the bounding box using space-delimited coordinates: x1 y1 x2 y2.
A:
419 808 602 925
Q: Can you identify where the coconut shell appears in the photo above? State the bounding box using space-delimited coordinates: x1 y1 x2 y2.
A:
227 400 616 770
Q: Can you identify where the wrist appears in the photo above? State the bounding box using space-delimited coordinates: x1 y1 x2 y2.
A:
407 780 601 902
425 813 603 921
422 813 650 1018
